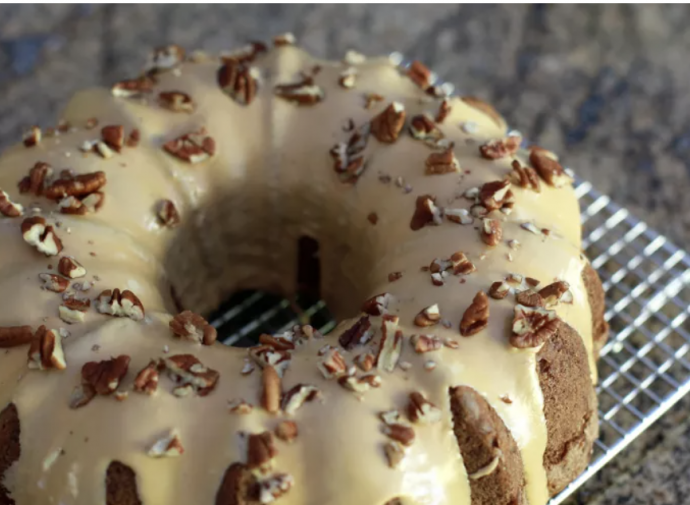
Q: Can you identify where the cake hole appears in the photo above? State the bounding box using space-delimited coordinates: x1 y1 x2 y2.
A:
297 235 321 297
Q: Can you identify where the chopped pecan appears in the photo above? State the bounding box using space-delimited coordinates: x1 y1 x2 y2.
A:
133 360 159 395
376 315 403 373
479 136 522 160
163 354 220 396
529 148 573 187
480 218 503 246
159 91 195 113
247 431 278 473
460 291 490 337
384 441 405 469
444 207 473 225
21 216 63 256
0 325 34 348
18 162 52 196
262 365 282 414
258 473 293 503
127 129 141 147
228 398 253 414
169 310 216 345
461 96 505 128
414 304 441 327
371 102 405 143
388 271 403 282
510 304 559 349
539 281 573 307
425 145 460 175
23 126 41 147
355 352 375 372
488 281 510 300
58 256 86 279
258 334 295 352
511 160 541 192
361 292 392 316
163 128 216 164
274 76 324 105
38 273 69 293
317 348 348 379
338 373 382 393
101 125 125 152
155 199 181 228
364 93 385 109
218 60 260 105
338 67 357 88
148 430 184 457
516 289 544 308
59 296 90 324
409 113 444 147
0 189 23 217
411 334 442 354
282 384 320 415
478 180 512 212
338 316 372 350
382 423 415 447
275 420 298 443
147 45 185 73
410 194 442 231
436 98 451 123
111 75 156 98
520 221 548 237
43 171 107 200
330 123 370 183
80 355 130 398
248 345 291 376
407 60 432 90
273 32 296 46
95 289 145 321
408 391 442 424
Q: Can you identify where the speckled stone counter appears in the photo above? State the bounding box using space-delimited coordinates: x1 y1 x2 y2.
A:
1 5 689 504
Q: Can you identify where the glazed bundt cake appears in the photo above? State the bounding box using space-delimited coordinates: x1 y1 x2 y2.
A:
0 35 608 505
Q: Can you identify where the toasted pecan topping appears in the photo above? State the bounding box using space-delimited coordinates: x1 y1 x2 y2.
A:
43 171 107 200
0 189 23 217
478 179 512 212
18 161 52 196
436 98 451 123
262 365 282 414
163 354 220 396
338 68 357 88
407 60 432 90
282 383 320 415
317 348 348 379
539 281 573 307
274 32 296 46
218 60 260 105
384 441 405 469
0 326 34 348
79 355 130 403
101 125 125 152
21 216 63 256
511 160 541 192
410 194 442 231
425 145 460 175
529 148 573 187
169 310 216 345
414 304 441 327
355 352 375 372
361 292 392 316
111 75 156 98
27 326 67 371
147 45 185 73
157 199 181 228
159 91 195 113
444 207 473 225
23 126 41 147
382 422 416 447
163 128 216 164
488 281 510 300
388 272 403 283
247 431 278 473
510 304 559 349
95 288 145 321
127 129 141 147
371 102 406 143
274 76 324 105
460 291 489 337
133 360 159 395
228 398 253 415
364 92 385 109
148 430 184 457
338 315 372 350
275 420 298 443
330 123 370 183
38 273 69 293
408 392 442 424
58 256 86 279
411 334 443 354
409 113 444 147
480 218 503 246
479 135 522 160
376 315 402 373
461 96 505 128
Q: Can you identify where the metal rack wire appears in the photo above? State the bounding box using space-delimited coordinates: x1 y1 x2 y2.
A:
209 176 690 504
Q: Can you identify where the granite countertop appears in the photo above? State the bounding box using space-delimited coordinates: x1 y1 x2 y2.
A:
1 5 690 504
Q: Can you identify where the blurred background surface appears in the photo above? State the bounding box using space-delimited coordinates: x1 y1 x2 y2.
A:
1 5 689 504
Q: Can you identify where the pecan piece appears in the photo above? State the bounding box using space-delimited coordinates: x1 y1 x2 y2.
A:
282 384 320 415
228 398 253 414
435 98 451 123
58 256 86 279
38 273 69 293
59 296 90 324
258 473 294 503
478 179 512 212
21 216 63 256
147 45 185 73
330 123 370 183
460 291 489 337
101 125 125 152
516 289 544 308
338 315 372 350
371 102 405 143
444 207 473 225
425 145 460 175
218 61 260 105
163 354 220 396
159 91 195 113
338 67 357 89
511 160 541 192
0 189 23 217
275 420 298 443
148 430 184 457
247 431 277 473
411 334 442 354
27 326 67 371
80 355 130 400
273 32 296 46
510 304 560 349
355 352 375 372
409 114 444 146
488 281 510 300
169 310 216 345
95 289 145 321
479 136 521 160
0 325 34 348
414 304 441 327
156 199 180 228
538 281 573 307
384 441 405 469
376 315 403 372
274 76 324 105
23 126 41 147
111 75 156 98
407 60 432 90
480 218 503 246
18 162 52 196
261 365 282 414
382 423 415 447
408 391 442 424
361 292 392 316
163 129 216 164
410 194 442 230
43 171 107 200
529 148 573 187
317 348 348 379
133 360 159 395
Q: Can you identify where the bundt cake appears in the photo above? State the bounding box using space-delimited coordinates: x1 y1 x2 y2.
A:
0 35 608 505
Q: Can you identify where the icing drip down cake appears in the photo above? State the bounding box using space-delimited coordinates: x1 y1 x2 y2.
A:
0 35 608 505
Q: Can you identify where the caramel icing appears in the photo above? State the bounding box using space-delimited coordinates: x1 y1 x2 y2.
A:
0 44 595 505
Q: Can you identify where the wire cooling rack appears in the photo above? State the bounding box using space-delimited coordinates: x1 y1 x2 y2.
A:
208 177 690 504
